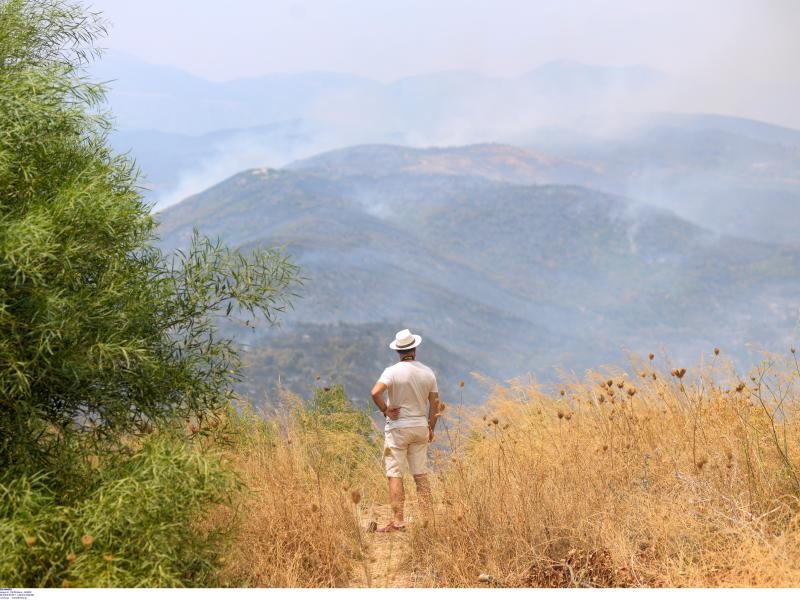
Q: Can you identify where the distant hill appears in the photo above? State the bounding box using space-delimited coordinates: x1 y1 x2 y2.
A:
157 144 800 402
96 53 664 135
235 322 485 409
286 143 602 187
529 113 800 246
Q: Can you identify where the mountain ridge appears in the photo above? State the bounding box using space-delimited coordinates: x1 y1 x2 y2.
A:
156 143 800 401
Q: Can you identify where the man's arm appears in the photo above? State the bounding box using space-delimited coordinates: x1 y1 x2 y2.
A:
427 391 440 442
371 381 400 420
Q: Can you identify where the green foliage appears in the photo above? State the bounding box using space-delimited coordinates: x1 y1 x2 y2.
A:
0 432 236 587
0 0 300 479
0 1 301 587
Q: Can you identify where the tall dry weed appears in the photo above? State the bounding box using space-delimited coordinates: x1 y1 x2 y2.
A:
209 387 384 587
408 352 800 587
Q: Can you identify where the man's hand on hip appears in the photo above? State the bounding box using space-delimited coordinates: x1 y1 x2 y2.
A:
385 407 401 420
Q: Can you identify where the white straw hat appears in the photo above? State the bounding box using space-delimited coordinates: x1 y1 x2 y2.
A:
389 328 422 350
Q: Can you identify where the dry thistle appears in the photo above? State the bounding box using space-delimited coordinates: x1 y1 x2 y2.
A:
560 389 565 396
735 382 746 392
557 410 564 419
565 412 573 421
792 347 796 355
606 379 613 387
459 380 465 387
640 371 647 379
491 417 499 425
616 380 624 389
627 387 637 397
696 457 707 470
648 353 655 360
652 372 657 380
598 394 605 403
714 347 720 356
311 503 319 513
81 535 93 548
350 490 361 505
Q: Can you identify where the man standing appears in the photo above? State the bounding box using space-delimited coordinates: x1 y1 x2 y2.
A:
371 328 440 533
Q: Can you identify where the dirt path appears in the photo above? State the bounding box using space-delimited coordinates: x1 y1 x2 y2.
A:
350 503 420 587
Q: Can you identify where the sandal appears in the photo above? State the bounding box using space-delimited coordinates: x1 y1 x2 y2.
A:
376 521 406 533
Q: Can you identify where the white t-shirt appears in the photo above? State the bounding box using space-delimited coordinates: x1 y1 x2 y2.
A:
379 360 438 431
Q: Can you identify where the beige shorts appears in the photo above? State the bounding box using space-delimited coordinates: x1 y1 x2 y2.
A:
383 426 429 477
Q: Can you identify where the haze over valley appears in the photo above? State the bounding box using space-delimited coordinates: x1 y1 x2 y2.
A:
91 6 800 405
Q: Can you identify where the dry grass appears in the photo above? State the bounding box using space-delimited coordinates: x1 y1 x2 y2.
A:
207 391 386 587
409 352 800 587
202 353 800 587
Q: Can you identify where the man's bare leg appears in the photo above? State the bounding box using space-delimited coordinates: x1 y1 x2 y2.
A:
388 476 405 524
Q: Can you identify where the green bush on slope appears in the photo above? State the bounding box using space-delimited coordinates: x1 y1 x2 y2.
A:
0 0 299 587
0 433 235 587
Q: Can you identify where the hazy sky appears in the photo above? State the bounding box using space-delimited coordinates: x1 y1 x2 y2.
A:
88 0 800 127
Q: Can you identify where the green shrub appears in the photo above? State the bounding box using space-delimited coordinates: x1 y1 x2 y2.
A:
0 0 300 479
0 432 235 587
